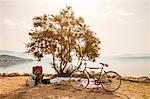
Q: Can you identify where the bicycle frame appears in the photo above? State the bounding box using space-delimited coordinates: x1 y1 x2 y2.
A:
81 65 107 83
70 62 122 92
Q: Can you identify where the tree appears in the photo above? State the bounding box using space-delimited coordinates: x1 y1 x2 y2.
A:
26 6 101 75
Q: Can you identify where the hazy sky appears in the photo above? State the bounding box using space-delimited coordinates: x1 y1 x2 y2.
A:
0 0 149 56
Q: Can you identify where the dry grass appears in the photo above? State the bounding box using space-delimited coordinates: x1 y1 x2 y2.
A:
0 76 150 99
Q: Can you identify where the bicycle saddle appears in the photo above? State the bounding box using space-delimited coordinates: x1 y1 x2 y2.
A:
100 63 109 67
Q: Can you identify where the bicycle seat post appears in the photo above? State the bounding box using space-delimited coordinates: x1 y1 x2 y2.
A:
84 62 87 69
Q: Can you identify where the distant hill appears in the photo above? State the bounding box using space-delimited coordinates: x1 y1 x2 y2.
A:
0 55 33 61
0 49 34 59
0 54 33 66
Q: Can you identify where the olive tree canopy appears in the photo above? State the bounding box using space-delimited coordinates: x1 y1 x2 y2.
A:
26 6 101 74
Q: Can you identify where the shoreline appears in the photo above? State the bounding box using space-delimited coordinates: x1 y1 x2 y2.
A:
0 72 150 83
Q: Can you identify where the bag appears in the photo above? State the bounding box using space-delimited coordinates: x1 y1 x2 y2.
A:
26 75 36 87
33 66 43 75
41 79 51 84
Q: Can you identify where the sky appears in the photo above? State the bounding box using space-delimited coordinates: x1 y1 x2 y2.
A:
0 0 149 56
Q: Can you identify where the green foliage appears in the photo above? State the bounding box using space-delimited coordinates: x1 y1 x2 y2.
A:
26 6 101 74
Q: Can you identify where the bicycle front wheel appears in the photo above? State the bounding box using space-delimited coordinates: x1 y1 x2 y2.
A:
101 71 121 92
70 69 89 90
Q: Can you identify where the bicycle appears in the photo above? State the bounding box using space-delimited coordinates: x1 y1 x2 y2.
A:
69 62 121 92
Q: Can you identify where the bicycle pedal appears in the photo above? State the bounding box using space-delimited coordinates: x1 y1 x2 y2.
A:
95 82 100 85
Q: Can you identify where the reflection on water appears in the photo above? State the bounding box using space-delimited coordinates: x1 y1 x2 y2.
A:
100 58 150 77
0 60 30 67
0 60 55 74
0 58 150 77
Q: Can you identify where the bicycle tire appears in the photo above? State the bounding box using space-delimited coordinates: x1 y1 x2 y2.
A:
69 69 89 90
101 71 121 92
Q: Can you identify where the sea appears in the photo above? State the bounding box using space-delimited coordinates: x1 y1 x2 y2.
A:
0 56 150 77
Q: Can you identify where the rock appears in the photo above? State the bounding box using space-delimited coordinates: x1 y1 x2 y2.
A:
2 73 9 77
139 76 149 80
9 73 20 77
22 73 31 76
121 76 150 83
139 76 150 83
17 91 27 94
121 77 130 81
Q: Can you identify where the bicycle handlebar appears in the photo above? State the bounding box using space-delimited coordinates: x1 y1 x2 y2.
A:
100 63 109 67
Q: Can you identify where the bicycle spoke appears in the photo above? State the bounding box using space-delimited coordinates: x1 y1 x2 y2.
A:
101 71 121 92
70 70 89 90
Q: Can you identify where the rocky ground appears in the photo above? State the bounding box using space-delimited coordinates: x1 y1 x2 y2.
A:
0 76 150 99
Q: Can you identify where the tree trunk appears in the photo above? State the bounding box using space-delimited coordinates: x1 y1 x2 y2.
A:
62 61 67 72
60 59 63 71
77 57 83 69
59 61 64 74
52 53 60 74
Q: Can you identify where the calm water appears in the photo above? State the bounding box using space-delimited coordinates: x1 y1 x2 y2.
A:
0 58 150 77
99 58 150 77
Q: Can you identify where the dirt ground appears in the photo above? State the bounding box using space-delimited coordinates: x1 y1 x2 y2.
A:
0 76 150 99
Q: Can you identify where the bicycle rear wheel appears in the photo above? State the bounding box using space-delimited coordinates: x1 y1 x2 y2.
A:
101 71 121 92
70 69 89 90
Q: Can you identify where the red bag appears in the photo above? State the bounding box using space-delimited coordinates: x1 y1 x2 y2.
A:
32 66 43 75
